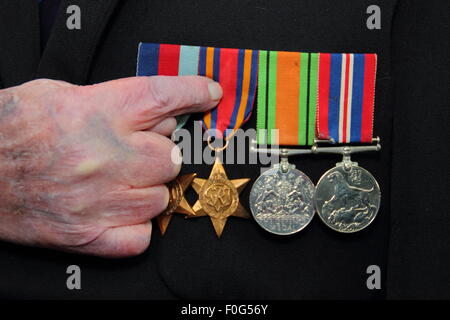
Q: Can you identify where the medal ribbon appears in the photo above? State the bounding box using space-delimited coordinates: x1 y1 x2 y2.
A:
137 43 202 129
198 47 258 139
137 43 259 137
256 51 319 146
138 45 377 144
317 53 377 143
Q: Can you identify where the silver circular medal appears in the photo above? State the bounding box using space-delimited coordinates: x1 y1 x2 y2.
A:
249 165 315 235
315 164 380 233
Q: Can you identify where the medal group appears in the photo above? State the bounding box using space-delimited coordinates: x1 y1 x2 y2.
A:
138 43 381 237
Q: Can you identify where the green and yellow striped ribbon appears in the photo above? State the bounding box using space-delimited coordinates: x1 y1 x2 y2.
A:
256 50 319 146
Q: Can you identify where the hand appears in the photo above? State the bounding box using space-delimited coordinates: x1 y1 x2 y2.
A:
0 76 222 257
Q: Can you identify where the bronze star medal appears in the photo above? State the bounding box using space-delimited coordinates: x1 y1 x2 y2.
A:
191 158 250 237
157 173 196 235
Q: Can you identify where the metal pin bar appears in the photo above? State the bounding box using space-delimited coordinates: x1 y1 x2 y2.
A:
249 139 312 156
312 143 381 155
250 137 381 157
312 137 381 155
314 136 380 144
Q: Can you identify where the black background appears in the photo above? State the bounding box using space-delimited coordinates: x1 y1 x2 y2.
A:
0 0 448 299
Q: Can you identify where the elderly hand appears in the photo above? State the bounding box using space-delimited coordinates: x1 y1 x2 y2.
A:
0 76 222 257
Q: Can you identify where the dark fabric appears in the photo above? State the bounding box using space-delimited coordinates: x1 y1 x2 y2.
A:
36 0 121 84
387 0 450 299
0 0 448 299
38 0 62 52
0 1 40 88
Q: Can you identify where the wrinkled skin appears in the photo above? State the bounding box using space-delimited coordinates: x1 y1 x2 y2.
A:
0 76 222 258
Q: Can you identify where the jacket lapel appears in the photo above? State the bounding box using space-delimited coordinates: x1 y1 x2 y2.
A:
36 0 120 84
0 1 40 88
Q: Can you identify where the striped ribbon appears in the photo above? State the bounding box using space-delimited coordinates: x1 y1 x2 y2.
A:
317 53 377 143
137 44 377 144
198 47 258 138
137 43 258 138
256 51 319 146
137 43 202 129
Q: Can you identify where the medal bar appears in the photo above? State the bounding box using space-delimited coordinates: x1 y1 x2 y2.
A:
138 43 382 237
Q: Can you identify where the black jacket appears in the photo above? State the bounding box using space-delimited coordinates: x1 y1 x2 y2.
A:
0 0 448 299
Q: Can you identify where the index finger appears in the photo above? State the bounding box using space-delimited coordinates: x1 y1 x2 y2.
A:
91 76 223 131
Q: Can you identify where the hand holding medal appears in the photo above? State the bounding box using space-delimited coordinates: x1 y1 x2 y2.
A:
137 43 227 235
137 43 382 237
137 44 258 237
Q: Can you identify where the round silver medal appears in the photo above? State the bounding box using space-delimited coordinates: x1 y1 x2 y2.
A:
249 165 315 235
315 164 380 233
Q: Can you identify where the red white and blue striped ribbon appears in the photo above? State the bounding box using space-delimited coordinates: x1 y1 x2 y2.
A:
317 53 377 143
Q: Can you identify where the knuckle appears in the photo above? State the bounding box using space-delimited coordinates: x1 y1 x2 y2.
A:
127 130 181 185
190 77 208 103
137 131 175 156
126 77 149 103
154 138 181 177
148 77 173 111
184 76 211 105
149 153 180 183
106 185 168 218
27 79 72 91
16 80 75 112
29 78 57 86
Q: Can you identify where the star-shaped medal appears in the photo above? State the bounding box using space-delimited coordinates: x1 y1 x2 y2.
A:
191 158 250 237
157 173 196 235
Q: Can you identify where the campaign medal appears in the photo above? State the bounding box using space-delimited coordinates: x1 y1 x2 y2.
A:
314 156 380 233
313 53 381 233
137 43 204 234
249 159 315 235
156 174 197 235
191 158 250 237
186 46 259 237
249 51 318 235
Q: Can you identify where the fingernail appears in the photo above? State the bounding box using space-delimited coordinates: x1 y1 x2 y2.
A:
208 82 223 101
171 145 183 166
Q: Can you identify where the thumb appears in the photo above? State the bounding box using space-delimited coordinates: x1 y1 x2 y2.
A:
92 76 223 132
